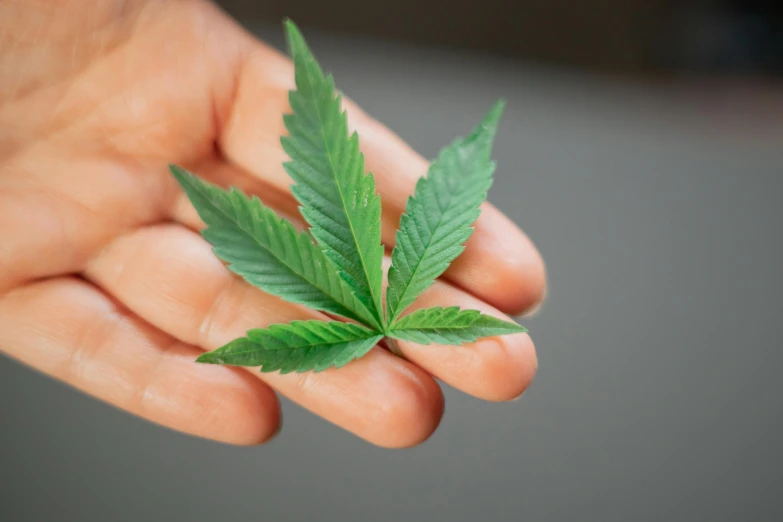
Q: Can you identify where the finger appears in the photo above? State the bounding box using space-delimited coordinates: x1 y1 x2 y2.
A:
213 43 546 315
168 174 536 401
392 276 538 402
0 154 172 293
83 224 444 448
0 277 280 445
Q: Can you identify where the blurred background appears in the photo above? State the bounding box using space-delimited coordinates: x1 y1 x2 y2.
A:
2 1 782 521
222 0 783 76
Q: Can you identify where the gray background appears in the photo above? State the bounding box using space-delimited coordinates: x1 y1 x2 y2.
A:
2 26 783 522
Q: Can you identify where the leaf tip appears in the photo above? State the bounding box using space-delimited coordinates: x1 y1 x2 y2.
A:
489 315 528 335
511 323 529 334
282 18 295 36
461 99 505 153
168 163 193 187
283 18 305 57
481 99 506 134
195 352 221 364
168 163 184 176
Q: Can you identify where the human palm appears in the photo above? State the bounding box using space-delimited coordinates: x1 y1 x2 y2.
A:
0 0 545 446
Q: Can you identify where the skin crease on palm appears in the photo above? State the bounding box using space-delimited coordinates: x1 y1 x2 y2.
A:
0 0 547 447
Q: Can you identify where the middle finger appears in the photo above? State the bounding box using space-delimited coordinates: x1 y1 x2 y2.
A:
84 223 443 448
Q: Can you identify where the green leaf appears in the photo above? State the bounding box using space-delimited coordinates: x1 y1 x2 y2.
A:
170 166 378 329
197 321 383 373
170 21 529 374
388 306 526 345
385 101 504 322
281 20 385 328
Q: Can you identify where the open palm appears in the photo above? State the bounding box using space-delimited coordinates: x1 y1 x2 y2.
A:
0 0 545 447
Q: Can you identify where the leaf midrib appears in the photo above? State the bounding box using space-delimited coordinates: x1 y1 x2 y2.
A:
392 324 517 332
306 68 383 328
227 333 382 353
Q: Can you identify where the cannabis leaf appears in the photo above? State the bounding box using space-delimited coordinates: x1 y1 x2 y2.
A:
169 19 528 374
386 101 503 323
388 307 526 345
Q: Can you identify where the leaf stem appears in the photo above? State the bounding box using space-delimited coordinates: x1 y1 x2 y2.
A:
385 337 406 359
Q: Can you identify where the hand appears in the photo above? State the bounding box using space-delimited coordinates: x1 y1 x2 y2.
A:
0 0 546 447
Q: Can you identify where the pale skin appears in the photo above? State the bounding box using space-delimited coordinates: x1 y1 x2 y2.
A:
0 0 547 447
